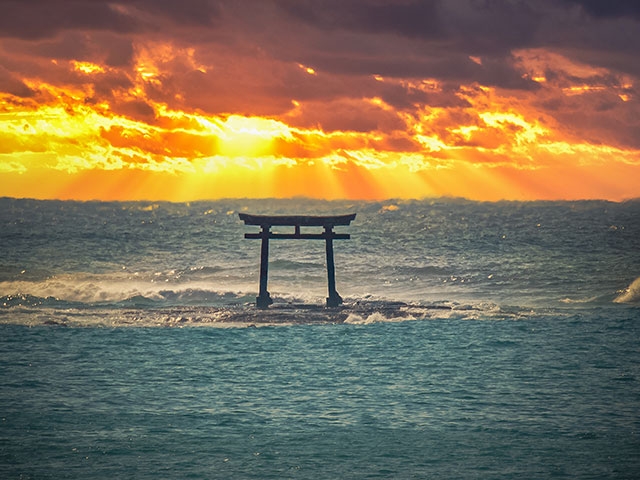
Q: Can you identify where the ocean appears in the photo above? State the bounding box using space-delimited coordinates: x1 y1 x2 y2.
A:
1 197 639 478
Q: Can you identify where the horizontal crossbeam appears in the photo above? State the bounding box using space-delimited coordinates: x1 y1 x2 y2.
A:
245 233 350 240
239 213 356 227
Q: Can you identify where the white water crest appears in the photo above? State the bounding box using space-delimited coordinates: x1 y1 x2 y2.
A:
614 277 640 304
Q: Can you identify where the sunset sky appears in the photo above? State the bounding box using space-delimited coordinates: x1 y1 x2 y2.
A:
1 0 639 201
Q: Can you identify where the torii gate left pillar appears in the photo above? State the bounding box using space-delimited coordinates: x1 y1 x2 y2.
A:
257 223 273 308
239 213 356 308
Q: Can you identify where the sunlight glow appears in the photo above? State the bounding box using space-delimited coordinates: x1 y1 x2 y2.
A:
562 85 606 96
217 116 293 158
479 112 548 145
1 42 639 202
71 61 105 75
298 64 317 75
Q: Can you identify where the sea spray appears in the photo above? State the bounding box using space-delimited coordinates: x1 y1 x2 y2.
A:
614 276 640 303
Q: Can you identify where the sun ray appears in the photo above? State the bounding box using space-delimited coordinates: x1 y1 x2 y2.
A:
1 37 639 202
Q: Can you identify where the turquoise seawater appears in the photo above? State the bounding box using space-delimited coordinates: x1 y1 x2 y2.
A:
1 198 639 478
2 315 639 479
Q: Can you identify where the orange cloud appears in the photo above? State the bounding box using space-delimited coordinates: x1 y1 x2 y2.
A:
1 25 639 202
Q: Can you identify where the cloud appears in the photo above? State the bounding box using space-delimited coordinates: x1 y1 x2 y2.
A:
0 0 639 201
133 0 223 27
3 1 639 85
277 0 443 39
284 97 407 133
562 0 640 20
0 65 35 97
0 0 225 40
0 1 138 39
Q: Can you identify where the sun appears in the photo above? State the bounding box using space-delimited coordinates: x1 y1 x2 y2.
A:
216 115 293 158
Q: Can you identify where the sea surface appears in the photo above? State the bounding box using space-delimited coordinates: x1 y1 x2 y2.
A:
1 197 639 478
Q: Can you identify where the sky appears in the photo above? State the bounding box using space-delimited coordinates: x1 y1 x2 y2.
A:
1 0 639 202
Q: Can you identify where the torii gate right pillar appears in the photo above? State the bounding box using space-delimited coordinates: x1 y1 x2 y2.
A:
324 226 343 308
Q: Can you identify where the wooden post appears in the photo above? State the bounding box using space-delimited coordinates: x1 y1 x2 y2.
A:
256 225 273 309
325 226 343 307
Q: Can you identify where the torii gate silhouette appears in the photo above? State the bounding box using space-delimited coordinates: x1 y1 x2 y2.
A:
239 213 356 308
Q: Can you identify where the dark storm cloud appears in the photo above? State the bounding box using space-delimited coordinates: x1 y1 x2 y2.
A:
277 0 443 39
1 0 639 134
142 0 223 27
3 0 639 79
0 0 138 39
104 36 135 67
267 0 640 83
276 0 542 54
0 0 223 40
0 65 35 97
15 31 134 67
562 0 640 20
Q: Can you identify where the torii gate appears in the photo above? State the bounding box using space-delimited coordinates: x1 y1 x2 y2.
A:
239 213 356 308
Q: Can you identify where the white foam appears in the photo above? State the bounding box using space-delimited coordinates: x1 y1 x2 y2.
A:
0 272 254 305
614 277 640 304
560 296 600 304
344 311 416 325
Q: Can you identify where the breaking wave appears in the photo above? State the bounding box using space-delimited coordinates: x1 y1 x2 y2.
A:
614 277 640 304
0 267 258 308
0 297 538 328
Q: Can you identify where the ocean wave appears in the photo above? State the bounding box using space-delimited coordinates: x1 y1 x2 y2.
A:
0 299 540 328
560 296 601 304
0 290 256 310
393 264 452 276
0 268 258 306
614 277 640 304
268 259 325 270
1 293 76 308
344 311 415 324
0 273 257 309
